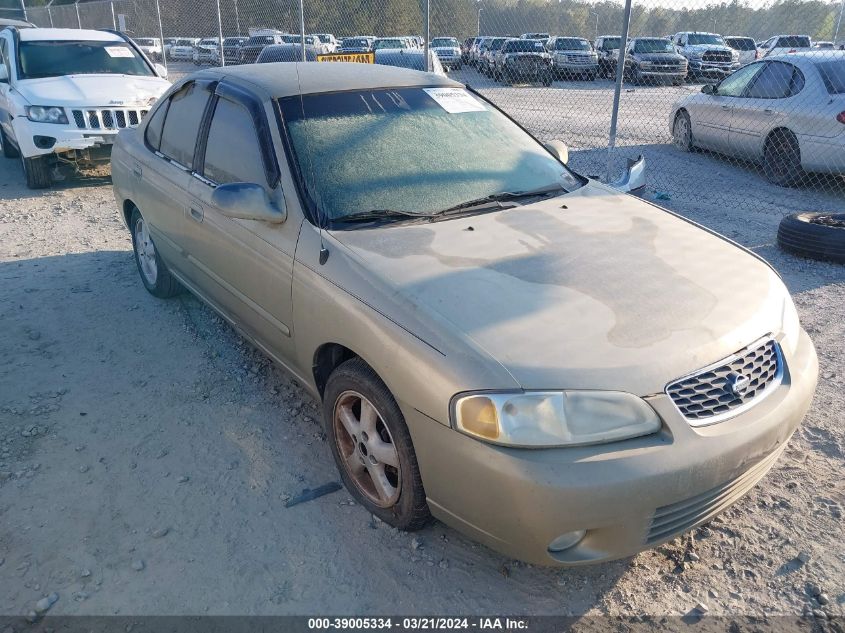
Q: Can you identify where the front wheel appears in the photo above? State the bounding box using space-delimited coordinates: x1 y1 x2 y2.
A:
130 208 183 298
323 357 430 531
21 155 51 189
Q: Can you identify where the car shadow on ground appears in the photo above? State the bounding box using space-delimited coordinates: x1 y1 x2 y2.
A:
0 249 639 614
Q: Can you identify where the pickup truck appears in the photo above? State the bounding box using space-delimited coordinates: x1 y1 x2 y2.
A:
671 31 739 80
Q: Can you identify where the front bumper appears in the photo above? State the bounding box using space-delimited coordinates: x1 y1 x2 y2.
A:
688 60 740 76
553 60 599 72
10 117 119 159
637 68 687 80
404 328 817 566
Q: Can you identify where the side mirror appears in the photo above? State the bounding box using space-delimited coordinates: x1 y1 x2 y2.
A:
610 155 646 194
544 139 569 165
211 182 287 223
0 65 8 83
154 63 168 79
701 83 717 95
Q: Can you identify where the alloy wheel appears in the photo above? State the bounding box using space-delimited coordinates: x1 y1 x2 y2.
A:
134 216 158 285
333 390 401 508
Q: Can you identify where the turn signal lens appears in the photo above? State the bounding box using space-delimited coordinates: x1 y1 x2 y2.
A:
457 395 500 440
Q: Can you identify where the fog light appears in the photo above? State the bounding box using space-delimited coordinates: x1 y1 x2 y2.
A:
548 530 586 553
33 136 56 149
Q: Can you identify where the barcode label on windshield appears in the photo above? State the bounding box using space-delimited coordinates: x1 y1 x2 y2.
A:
423 88 486 113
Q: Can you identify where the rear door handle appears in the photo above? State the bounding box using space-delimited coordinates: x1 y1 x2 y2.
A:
189 207 204 222
763 108 775 115
721 104 732 110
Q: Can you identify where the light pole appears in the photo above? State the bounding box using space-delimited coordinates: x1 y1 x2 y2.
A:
477 7 483 36
234 0 241 36
712 17 717 33
590 11 599 41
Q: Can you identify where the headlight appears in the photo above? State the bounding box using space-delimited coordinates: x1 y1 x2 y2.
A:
453 391 661 448
731 50 739 61
26 106 68 124
689 51 703 59
640 61 652 67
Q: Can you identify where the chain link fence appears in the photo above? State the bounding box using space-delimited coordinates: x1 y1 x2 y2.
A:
20 0 845 214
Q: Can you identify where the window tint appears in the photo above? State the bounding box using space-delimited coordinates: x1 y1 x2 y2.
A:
202 97 265 186
775 36 810 48
816 60 845 94
159 82 210 168
746 61 801 99
716 63 763 97
144 99 169 150
725 37 756 51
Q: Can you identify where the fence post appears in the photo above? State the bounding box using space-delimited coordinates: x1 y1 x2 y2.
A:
215 0 225 66
477 7 482 36
299 0 305 61
234 0 241 36
155 0 167 71
424 0 430 71
835 0 845 45
74 1 81 28
110 1 116 30
19 0 27 22
605 0 632 183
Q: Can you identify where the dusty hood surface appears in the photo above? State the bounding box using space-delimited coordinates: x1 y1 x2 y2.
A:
15 74 169 108
331 183 789 395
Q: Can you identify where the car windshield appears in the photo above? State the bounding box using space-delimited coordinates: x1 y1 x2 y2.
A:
555 38 590 51
777 36 811 47
223 38 242 46
489 38 507 50
600 37 621 50
374 39 406 49
634 39 674 53
343 38 369 48
725 37 756 51
504 40 545 53
815 42 834 49
687 33 725 45
199 39 217 46
431 38 458 47
815 60 845 94
135 38 156 46
18 40 153 79
176 39 194 46
279 87 581 224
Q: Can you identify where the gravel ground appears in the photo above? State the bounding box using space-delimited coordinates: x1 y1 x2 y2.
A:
0 72 843 620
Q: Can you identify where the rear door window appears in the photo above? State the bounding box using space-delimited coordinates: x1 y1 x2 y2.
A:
815 60 845 94
158 82 211 168
201 96 266 186
746 61 803 99
144 99 169 151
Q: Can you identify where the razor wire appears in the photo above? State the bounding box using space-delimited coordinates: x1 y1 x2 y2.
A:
18 0 845 213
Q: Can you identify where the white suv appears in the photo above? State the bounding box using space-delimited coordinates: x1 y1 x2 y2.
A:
0 27 170 188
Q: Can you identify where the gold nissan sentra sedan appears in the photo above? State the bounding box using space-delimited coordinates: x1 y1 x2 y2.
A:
111 62 818 566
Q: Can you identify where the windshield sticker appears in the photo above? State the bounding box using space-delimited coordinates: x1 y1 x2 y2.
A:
422 88 486 113
105 46 134 58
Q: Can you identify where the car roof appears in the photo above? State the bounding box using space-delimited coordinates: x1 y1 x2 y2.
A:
767 50 844 62
203 61 458 98
18 27 123 42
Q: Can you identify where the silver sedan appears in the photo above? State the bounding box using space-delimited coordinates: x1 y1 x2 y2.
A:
670 51 845 186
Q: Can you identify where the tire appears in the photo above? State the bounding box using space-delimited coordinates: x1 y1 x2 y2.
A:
21 155 51 189
586 72 596 81
763 129 804 187
323 357 430 531
672 110 695 152
777 213 845 264
542 71 552 87
129 208 183 298
1 127 19 158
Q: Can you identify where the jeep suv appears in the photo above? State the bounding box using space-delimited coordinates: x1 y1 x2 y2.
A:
672 31 739 80
0 27 170 188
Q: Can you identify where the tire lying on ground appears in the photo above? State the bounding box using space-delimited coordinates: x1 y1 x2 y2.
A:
777 213 845 264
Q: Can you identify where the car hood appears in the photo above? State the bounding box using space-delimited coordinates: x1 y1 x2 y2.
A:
330 182 791 395
15 74 168 108
685 43 732 53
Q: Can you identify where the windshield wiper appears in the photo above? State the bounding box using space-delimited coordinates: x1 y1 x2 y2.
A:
433 183 567 217
333 208 434 225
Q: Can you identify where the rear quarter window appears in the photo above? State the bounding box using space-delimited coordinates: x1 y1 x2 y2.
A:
815 60 845 94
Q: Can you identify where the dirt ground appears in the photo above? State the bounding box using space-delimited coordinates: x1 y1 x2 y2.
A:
0 144 843 620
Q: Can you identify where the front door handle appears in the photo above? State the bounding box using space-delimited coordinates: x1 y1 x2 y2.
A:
189 207 204 222
763 108 775 115
721 104 732 110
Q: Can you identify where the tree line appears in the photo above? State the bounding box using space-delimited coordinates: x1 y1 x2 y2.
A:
14 0 844 44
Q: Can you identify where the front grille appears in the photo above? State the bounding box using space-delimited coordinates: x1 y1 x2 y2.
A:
71 108 148 131
666 338 782 425
702 50 732 63
646 446 783 544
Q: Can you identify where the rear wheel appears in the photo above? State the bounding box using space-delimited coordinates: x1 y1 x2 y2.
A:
763 129 804 187
21 155 51 189
130 208 182 298
323 357 430 531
